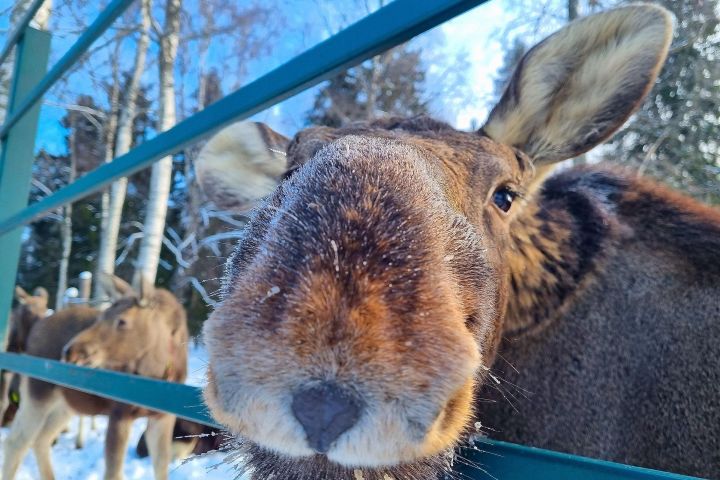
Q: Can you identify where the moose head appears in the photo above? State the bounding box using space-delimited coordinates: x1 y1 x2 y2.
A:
9 286 49 353
62 275 188 383
197 5 673 479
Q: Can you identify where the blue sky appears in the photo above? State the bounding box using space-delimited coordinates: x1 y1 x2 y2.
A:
0 0 568 157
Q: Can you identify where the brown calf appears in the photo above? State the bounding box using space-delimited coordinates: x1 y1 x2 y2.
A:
0 286 49 424
1 275 188 480
196 4 718 480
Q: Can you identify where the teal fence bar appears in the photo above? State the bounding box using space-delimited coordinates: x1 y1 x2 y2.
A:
0 0 46 67
0 1 698 479
0 0 488 235
0 27 51 350
458 440 700 480
0 352 217 426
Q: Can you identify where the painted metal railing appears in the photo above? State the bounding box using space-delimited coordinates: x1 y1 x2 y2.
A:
0 1 699 478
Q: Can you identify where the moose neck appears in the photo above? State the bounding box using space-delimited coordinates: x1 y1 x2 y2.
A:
504 168 625 337
504 165 720 338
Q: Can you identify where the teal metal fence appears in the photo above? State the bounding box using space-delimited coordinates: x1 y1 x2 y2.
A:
0 1 700 479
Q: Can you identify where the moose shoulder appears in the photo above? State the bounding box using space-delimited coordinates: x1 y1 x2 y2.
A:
196 4 718 480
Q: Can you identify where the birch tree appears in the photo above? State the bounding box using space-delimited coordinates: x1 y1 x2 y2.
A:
56 115 76 310
134 0 181 286
92 43 121 301
93 0 151 300
0 0 52 123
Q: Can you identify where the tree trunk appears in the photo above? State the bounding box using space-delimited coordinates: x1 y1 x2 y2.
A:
0 0 52 123
93 43 121 301
135 0 181 286
568 0 578 21
32 0 53 29
169 20 211 295
94 0 151 298
56 114 76 310
93 69 120 300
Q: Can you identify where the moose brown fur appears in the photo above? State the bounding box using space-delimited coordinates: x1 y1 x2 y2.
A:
196 4 718 480
0 286 49 424
1 276 189 480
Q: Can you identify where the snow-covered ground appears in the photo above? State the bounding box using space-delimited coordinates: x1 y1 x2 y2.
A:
0 342 247 479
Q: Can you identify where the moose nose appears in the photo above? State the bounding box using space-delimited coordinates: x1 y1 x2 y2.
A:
291 382 363 454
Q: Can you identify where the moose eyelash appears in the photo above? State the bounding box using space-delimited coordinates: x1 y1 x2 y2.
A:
510 187 526 200
503 185 526 200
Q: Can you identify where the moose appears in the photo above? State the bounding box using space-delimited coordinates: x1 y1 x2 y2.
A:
195 4 719 480
2 275 189 480
0 286 50 424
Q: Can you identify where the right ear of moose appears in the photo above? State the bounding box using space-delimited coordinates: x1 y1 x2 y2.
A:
100 273 135 301
32 287 49 300
196 121 290 212
482 4 673 165
14 286 30 305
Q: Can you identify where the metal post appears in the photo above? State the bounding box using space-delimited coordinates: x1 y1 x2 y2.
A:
0 27 52 349
62 287 79 309
78 271 92 303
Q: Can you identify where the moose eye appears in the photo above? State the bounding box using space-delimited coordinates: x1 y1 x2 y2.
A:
116 318 128 330
493 187 517 213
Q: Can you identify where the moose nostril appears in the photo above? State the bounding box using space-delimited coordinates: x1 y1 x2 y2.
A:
291 382 363 454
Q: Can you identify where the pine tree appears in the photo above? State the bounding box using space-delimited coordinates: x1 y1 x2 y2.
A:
604 0 720 203
307 45 428 127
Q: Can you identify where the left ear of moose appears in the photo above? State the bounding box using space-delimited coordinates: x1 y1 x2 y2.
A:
32 287 49 310
482 4 673 164
100 273 135 302
196 121 290 212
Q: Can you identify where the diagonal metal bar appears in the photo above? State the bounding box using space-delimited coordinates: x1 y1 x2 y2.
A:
457 439 699 480
0 27 51 353
0 0 489 236
0 0 46 68
0 0 135 142
0 353 694 479
0 352 220 427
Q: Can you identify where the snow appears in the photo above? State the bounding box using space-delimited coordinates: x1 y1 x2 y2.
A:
0 342 247 480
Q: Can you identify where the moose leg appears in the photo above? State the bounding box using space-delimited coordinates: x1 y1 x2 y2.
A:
172 437 198 462
104 411 133 480
2 378 53 480
75 416 84 449
0 370 12 423
145 413 175 480
33 401 73 480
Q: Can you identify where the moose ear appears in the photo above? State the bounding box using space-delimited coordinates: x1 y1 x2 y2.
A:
196 121 290 212
100 273 135 301
32 287 49 310
482 4 673 164
32 287 49 300
14 286 30 305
